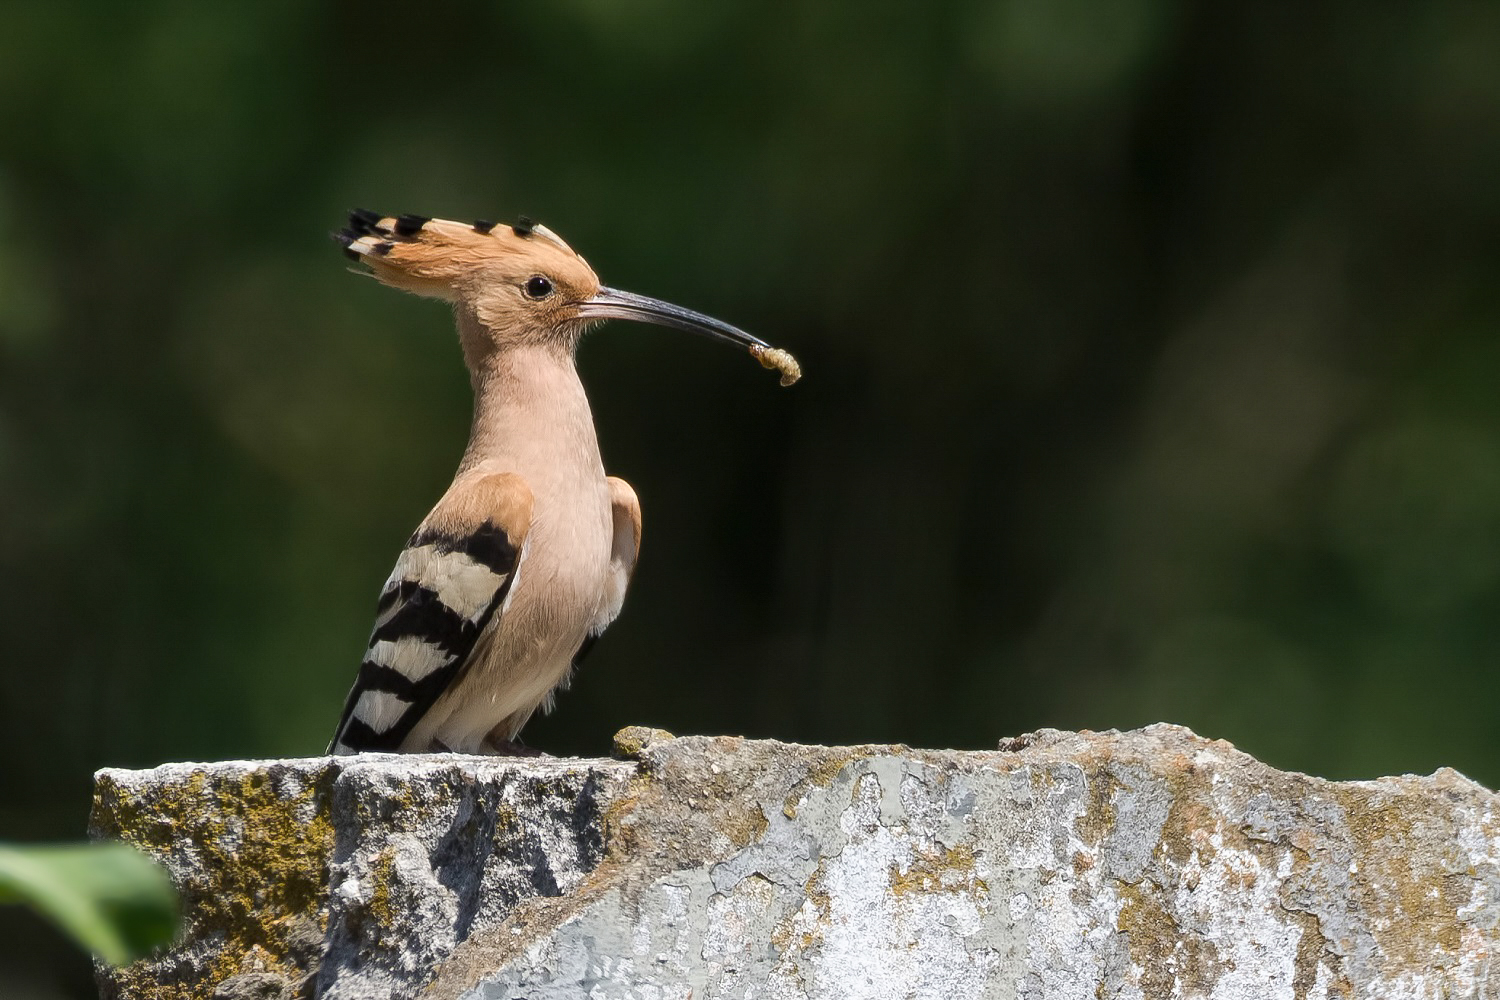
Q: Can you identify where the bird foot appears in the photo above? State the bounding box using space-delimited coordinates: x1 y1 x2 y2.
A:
482 738 548 757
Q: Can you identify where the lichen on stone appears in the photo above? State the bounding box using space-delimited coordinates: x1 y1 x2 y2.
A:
92 726 1500 1000
92 761 339 999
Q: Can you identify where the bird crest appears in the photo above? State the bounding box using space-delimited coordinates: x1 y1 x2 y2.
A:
333 210 588 303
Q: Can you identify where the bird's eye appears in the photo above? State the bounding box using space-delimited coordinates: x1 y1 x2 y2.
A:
524 275 554 300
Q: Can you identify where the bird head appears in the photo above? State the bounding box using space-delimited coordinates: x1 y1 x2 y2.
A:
334 211 796 384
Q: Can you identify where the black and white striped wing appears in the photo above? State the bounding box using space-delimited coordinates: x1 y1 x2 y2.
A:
329 522 520 753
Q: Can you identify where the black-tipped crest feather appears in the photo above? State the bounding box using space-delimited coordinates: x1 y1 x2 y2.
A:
394 214 430 237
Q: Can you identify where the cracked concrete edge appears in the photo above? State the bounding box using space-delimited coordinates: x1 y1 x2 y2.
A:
91 724 1500 1000
90 752 637 1000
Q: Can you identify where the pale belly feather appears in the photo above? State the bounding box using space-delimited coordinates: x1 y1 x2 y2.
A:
409 476 613 753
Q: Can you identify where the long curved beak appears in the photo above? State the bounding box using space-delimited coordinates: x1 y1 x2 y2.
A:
577 287 770 353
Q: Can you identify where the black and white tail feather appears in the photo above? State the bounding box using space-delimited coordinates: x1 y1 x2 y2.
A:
328 521 520 754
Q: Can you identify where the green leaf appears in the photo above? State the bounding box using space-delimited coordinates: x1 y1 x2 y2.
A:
0 841 178 965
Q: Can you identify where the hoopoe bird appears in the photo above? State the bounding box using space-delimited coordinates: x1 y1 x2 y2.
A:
326 211 799 754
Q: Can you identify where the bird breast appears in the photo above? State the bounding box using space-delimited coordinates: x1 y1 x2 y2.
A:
511 471 614 635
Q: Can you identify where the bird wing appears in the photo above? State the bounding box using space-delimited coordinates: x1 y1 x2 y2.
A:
570 477 642 672
600 477 642 629
328 473 534 753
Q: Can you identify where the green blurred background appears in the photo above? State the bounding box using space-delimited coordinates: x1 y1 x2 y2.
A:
3 2 1500 994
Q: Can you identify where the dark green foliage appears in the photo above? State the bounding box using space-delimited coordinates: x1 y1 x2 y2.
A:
0 842 177 966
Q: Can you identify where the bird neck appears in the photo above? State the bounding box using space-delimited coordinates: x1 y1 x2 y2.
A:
456 338 604 487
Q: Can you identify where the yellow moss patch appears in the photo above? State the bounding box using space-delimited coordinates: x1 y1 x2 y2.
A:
888 844 989 899
1074 765 1120 847
368 848 398 928
1150 764 1221 872
611 726 676 758
95 765 338 999
797 866 834 952
720 804 770 849
1116 881 1224 996
782 749 862 819
1334 789 1471 973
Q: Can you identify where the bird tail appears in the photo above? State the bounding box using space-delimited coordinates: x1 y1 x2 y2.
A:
332 210 565 301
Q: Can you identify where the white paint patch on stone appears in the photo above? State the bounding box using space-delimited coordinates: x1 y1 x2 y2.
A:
777 770 999 999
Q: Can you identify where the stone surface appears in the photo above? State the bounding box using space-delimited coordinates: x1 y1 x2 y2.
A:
91 725 1500 999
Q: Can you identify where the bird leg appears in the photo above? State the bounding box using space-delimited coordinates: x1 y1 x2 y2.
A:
480 736 548 757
